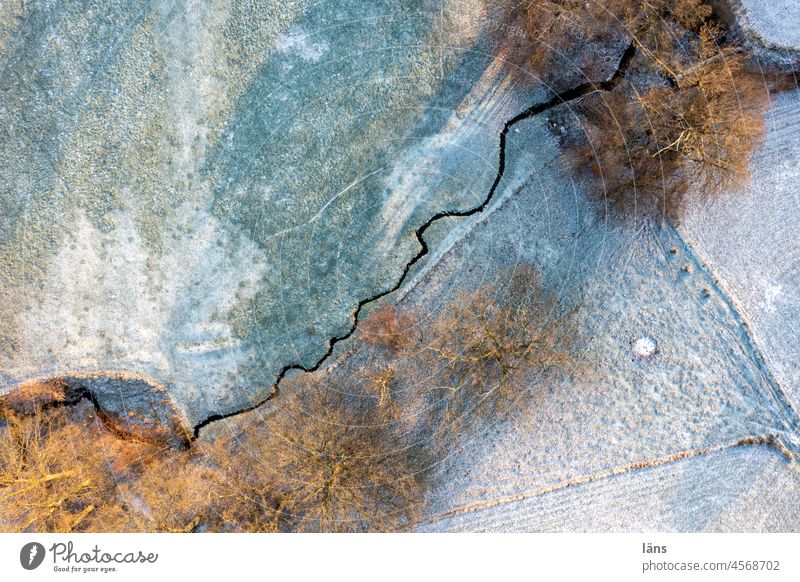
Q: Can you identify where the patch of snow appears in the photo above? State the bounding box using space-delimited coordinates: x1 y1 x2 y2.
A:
275 30 328 62
739 0 800 50
759 281 783 314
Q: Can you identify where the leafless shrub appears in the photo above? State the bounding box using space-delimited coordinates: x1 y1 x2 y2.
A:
106 453 214 532
362 364 398 409
0 406 156 532
509 0 629 74
0 404 216 533
509 0 711 82
1 379 426 533
621 0 713 82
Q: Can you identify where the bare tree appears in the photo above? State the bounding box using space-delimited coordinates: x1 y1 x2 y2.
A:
511 0 712 83
205 379 426 532
570 31 767 218
424 265 574 434
510 0 770 219
0 403 215 533
0 405 153 532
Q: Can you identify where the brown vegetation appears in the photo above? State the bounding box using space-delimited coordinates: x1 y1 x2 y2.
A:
363 364 398 409
511 0 711 83
574 45 767 216
0 373 191 448
509 0 631 76
0 391 422 533
577 30 767 216
0 405 178 532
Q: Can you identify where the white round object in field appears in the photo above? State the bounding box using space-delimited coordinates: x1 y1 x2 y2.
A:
633 336 658 358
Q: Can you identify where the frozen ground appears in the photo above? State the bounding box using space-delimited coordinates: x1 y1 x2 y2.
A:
682 91 800 417
735 0 800 50
0 0 528 425
722 0 800 70
0 0 631 428
420 446 800 532
375 111 800 531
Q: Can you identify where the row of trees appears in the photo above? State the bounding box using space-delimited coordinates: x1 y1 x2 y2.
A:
1 265 575 532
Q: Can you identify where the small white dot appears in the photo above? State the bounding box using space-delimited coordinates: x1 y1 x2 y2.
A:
633 336 657 358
